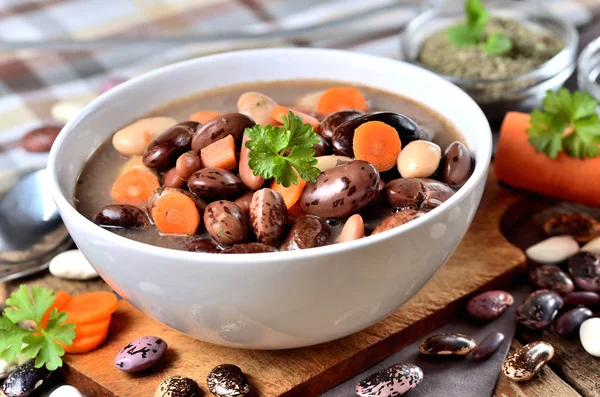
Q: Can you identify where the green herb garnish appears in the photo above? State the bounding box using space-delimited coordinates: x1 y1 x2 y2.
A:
447 0 513 56
527 88 600 159
245 111 320 187
0 286 76 370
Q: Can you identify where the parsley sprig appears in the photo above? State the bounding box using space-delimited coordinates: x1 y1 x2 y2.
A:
447 0 513 56
527 88 600 159
245 111 320 187
0 286 75 370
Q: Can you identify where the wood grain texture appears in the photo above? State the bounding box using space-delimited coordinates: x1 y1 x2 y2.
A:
493 340 581 397
51 170 527 397
519 328 600 397
1 271 111 301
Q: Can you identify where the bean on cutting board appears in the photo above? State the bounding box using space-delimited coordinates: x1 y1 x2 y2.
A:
516 289 563 330
20 125 63 152
419 333 476 355
502 341 554 382
473 332 505 361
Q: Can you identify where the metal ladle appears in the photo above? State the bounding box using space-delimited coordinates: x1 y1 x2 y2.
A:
0 169 72 282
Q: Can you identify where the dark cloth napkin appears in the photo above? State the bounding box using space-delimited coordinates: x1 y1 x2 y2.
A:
321 284 531 397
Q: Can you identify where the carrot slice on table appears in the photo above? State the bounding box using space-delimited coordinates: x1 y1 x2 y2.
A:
188 111 221 124
151 188 200 235
71 317 111 338
271 177 307 209
40 290 72 328
495 112 600 208
111 169 160 207
61 292 118 324
271 106 321 132
352 121 401 172
61 327 109 354
317 87 367 115
200 134 237 170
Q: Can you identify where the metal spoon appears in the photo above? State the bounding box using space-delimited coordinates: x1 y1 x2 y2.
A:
0 169 72 278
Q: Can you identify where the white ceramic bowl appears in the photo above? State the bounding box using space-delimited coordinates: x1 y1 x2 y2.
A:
48 48 492 349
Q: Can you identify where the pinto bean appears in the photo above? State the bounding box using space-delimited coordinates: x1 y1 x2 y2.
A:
249 188 288 246
384 178 454 210
300 160 380 218
441 141 473 188
94 204 149 229
112 117 177 156
188 168 245 200
221 243 278 254
372 209 425 235
175 151 202 180
143 121 197 170
234 191 254 215
239 134 264 190
192 113 255 152
281 215 330 251
163 168 186 189
237 92 277 126
204 201 250 245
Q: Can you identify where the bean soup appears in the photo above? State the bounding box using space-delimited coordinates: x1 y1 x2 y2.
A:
75 80 474 253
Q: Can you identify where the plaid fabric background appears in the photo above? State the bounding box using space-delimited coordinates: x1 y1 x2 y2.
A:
0 0 597 174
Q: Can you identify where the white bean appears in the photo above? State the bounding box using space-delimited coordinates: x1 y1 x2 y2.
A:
112 117 177 156
338 214 365 243
397 140 441 178
237 92 277 125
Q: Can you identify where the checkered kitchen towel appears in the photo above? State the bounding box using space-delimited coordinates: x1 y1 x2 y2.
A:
0 0 597 175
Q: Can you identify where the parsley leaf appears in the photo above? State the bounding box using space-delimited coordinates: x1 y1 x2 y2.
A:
483 33 512 55
245 111 320 187
0 286 75 370
447 0 513 55
526 88 600 159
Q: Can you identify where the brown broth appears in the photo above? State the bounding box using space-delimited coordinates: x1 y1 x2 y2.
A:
75 79 466 251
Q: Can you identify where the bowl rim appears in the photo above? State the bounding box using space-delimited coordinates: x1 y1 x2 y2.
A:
48 47 492 264
401 0 579 86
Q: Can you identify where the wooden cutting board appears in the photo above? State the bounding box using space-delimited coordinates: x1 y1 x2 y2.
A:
58 170 527 397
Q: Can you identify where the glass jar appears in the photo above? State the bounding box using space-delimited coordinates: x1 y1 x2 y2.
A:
401 0 578 124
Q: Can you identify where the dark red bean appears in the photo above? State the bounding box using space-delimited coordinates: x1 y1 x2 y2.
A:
419 333 476 355
528 264 574 295
473 332 505 361
562 291 600 307
20 125 63 152
554 307 593 336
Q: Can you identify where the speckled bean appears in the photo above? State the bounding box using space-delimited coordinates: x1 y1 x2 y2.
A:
568 251 600 292
281 215 330 251
384 178 454 210
528 264 574 295
204 200 250 245
419 333 476 355
371 209 425 235
300 160 380 218
143 121 197 170
249 188 288 246
188 168 245 200
440 141 473 188
516 290 563 330
191 113 254 152
94 204 149 229
221 243 278 254
543 213 600 243
466 290 514 320
502 341 554 382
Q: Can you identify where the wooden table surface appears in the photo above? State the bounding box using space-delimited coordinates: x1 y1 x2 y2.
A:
2 259 598 396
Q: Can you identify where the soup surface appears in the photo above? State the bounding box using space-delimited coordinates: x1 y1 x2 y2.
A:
75 80 472 253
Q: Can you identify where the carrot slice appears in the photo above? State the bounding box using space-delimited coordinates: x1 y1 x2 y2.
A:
352 121 401 172
271 106 320 132
271 177 307 209
61 292 118 324
200 134 237 170
62 327 109 354
495 112 600 207
151 188 200 235
40 291 72 328
111 169 160 207
72 317 111 338
317 87 367 115
189 111 221 124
